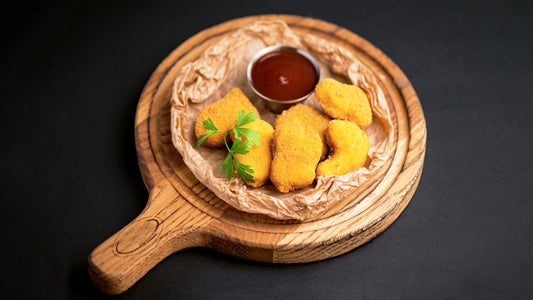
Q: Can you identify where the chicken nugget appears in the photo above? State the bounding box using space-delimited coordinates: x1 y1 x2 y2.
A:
270 125 322 193
232 119 274 187
274 104 330 159
195 87 259 147
316 120 369 176
314 78 372 129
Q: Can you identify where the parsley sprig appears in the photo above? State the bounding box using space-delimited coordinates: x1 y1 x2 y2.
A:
195 110 260 182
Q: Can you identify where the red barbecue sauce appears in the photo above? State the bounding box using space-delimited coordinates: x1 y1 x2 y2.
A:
251 49 318 101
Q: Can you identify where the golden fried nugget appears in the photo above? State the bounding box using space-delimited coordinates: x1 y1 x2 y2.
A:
270 125 322 193
314 78 372 129
316 120 369 176
274 104 331 159
232 119 274 188
195 87 259 147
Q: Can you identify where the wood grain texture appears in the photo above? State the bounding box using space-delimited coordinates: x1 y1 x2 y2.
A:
88 15 427 295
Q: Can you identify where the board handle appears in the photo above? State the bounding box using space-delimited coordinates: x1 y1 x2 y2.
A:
88 179 208 295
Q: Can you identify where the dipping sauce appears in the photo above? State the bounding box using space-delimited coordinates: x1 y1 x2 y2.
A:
250 48 319 101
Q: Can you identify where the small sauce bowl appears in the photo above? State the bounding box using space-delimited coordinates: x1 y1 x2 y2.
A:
247 45 321 113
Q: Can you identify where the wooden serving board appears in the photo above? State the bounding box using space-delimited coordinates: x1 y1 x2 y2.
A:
88 15 426 295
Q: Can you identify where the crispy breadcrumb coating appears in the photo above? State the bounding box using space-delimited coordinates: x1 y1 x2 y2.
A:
274 104 331 159
316 120 369 176
270 125 322 193
314 78 372 129
195 87 259 147
232 119 274 188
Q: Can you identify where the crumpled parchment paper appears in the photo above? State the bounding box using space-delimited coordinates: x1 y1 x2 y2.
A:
170 20 394 220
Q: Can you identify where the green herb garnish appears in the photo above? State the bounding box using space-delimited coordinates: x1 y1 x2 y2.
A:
195 110 260 182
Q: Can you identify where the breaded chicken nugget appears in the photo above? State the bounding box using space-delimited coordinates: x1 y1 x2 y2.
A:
274 104 331 159
232 119 274 187
195 87 259 147
314 78 372 129
316 120 369 176
270 125 322 193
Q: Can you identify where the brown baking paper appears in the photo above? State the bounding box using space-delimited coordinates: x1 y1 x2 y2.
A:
170 20 394 220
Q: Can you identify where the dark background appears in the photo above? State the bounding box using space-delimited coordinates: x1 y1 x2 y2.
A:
2 0 532 299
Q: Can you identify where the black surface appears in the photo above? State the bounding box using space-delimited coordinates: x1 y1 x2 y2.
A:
2 1 532 299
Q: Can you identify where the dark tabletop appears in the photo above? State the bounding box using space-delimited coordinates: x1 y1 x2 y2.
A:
2 0 532 299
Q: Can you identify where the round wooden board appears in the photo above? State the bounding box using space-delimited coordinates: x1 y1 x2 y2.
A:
88 15 426 295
